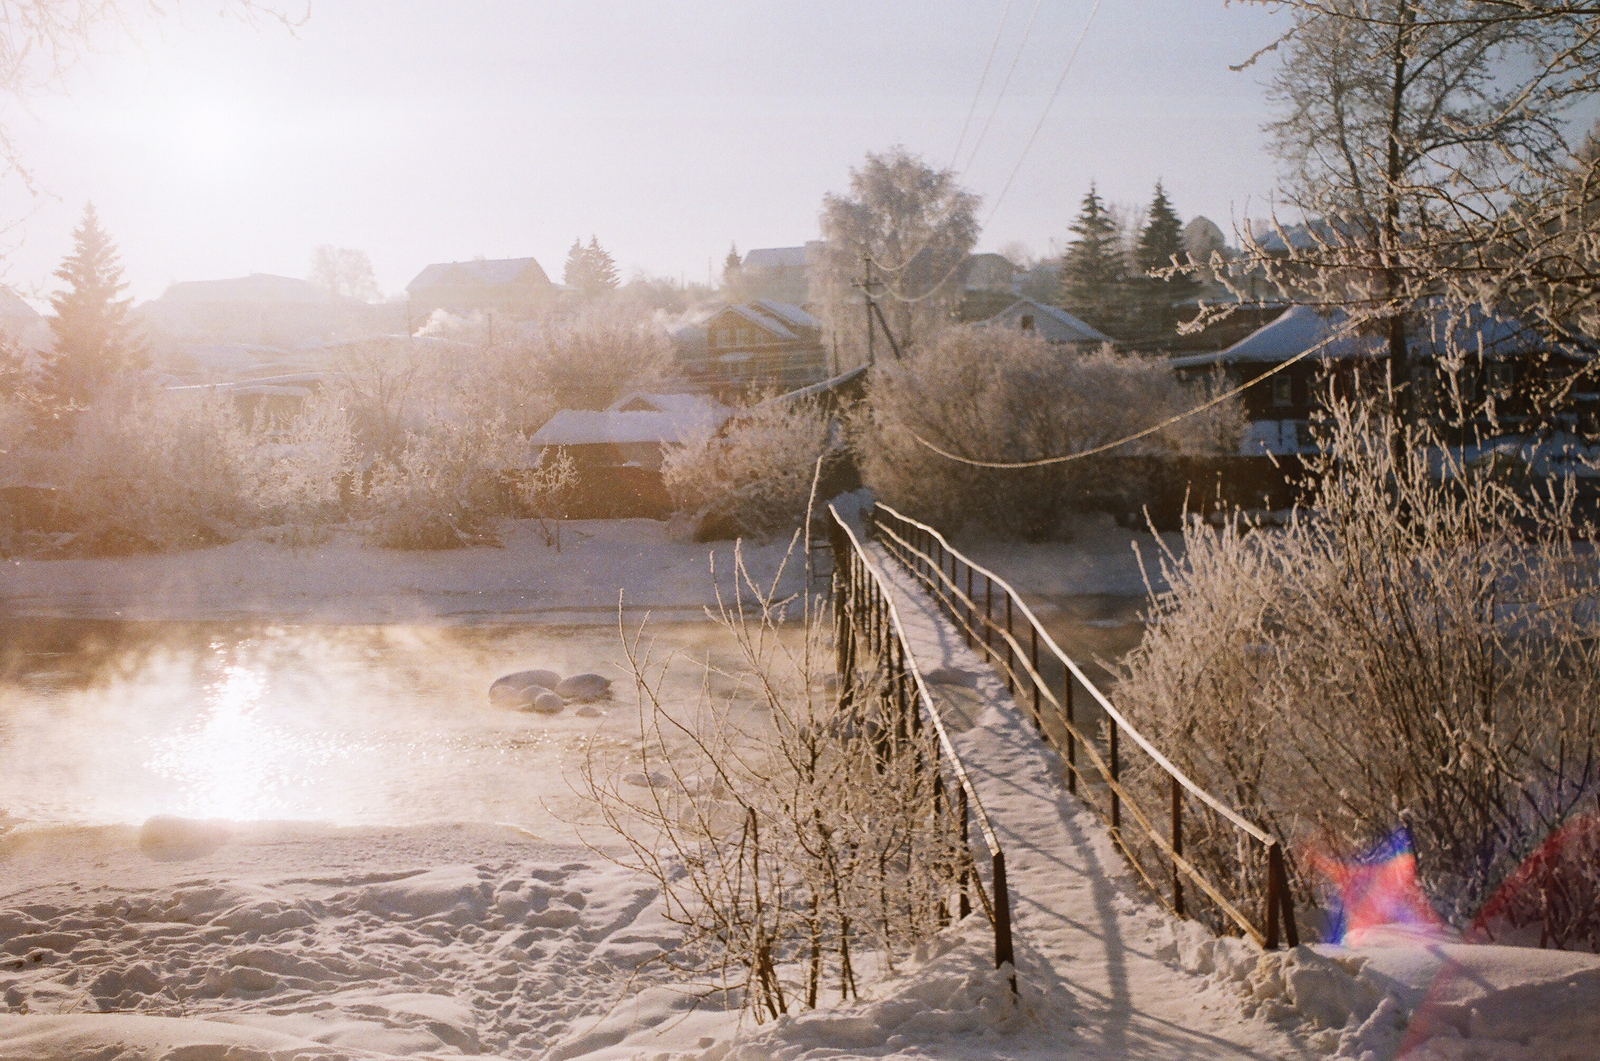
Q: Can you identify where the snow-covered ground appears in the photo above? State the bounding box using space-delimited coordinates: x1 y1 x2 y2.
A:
0 518 807 624
4 518 1599 1060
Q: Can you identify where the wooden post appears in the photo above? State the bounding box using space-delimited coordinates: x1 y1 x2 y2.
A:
1171 775 1185 917
933 774 950 927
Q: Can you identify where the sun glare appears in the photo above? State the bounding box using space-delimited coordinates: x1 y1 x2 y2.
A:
145 660 289 821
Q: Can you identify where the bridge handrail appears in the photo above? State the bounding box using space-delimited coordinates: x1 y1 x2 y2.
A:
827 504 1017 983
871 502 1297 949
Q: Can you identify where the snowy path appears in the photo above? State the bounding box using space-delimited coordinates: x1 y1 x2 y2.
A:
862 541 1314 1061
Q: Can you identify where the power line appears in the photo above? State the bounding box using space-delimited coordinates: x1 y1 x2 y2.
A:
961 0 1048 175
949 0 1018 170
872 0 1106 305
983 0 1105 228
910 316 1359 468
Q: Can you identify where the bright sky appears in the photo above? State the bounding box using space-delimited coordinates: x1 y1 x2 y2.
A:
0 0 1291 305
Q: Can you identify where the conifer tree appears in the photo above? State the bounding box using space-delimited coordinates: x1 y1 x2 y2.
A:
47 202 145 403
585 236 619 293
722 243 742 294
1132 181 1199 338
562 236 621 297
1059 183 1129 337
562 238 587 290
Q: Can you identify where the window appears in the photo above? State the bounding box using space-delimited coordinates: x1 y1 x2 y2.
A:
1020 314 1034 331
1271 374 1294 409
736 327 751 345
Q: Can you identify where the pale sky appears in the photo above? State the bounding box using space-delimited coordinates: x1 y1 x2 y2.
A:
0 0 1292 305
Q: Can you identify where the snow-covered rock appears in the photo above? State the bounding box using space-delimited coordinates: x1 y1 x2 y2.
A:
489 669 562 708
555 673 611 702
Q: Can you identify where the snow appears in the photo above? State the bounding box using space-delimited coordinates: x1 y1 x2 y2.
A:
4 517 1598 1060
0 517 806 623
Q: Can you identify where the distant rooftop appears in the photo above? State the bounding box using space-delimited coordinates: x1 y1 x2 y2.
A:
982 298 1113 345
406 257 551 292
742 242 821 271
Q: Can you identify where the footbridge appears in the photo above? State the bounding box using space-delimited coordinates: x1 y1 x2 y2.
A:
825 500 1308 1059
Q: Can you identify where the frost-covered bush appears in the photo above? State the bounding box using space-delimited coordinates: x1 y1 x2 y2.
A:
243 387 358 528
363 411 526 549
662 397 830 538
855 326 1240 539
1118 394 1600 940
587 545 963 1018
528 307 673 411
57 388 254 551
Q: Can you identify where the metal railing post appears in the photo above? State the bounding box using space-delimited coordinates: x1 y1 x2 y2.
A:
1064 672 1077 794
1109 720 1121 835
992 851 1016 992
964 565 974 649
984 577 993 657
1004 594 1014 693
958 787 971 919
1030 626 1041 734
1171 776 1185 917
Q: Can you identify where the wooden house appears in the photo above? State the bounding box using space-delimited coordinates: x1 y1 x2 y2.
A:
405 257 556 319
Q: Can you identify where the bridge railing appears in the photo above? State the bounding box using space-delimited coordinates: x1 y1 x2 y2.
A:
871 502 1298 949
826 504 1017 988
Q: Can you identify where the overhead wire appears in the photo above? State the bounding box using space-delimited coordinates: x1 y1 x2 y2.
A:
909 316 1366 468
948 0 1017 171
865 0 1023 277
961 0 1048 175
871 0 1106 305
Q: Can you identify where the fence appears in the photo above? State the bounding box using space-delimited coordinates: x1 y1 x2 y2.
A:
826 504 1017 989
871 502 1298 950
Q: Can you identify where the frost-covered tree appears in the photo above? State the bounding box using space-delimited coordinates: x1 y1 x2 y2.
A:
815 146 980 367
309 245 379 301
1059 183 1131 338
1224 1 1596 396
46 203 145 404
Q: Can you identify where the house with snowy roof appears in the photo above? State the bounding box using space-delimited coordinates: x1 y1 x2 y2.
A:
672 300 830 395
1172 303 1592 455
980 298 1114 349
527 392 732 518
405 257 556 318
737 243 821 304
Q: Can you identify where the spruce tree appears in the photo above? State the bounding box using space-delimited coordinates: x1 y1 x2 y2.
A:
47 203 145 403
1059 183 1128 337
1132 181 1199 338
562 238 587 290
562 236 621 297
585 236 619 293
722 243 742 294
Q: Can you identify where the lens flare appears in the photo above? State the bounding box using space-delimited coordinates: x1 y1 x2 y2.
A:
1307 826 1447 946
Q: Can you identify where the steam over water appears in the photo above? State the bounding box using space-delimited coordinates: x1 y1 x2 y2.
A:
0 619 757 833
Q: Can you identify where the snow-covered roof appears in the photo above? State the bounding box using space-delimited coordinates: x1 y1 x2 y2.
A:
1170 303 1570 370
606 391 728 419
159 274 330 305
406 258 551 292
982 298 1113 345
0 287 40 319
751 300 820 332
742 246 809 270
531 406 731 447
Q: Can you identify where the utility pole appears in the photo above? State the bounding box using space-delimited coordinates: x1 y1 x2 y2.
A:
862 253 875 368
